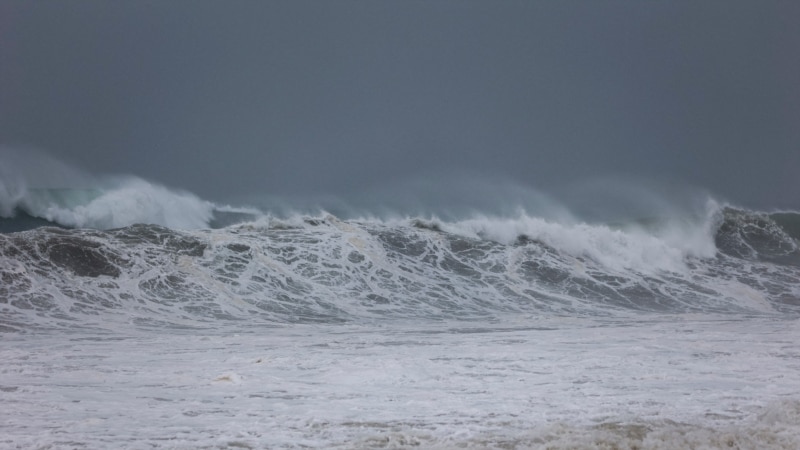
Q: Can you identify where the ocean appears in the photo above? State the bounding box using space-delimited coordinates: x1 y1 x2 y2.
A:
2 178 800 449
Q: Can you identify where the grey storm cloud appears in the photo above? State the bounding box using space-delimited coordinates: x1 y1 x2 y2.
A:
1 0 798 210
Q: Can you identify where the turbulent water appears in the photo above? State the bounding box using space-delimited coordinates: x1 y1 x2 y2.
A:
2 176 800 448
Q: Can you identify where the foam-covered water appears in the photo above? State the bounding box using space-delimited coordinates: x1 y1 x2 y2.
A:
3 319 800 449
2 159 799 448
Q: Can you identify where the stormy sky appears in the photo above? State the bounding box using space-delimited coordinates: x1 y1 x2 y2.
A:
1 0 798 211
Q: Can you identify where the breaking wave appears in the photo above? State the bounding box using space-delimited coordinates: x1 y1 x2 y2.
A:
0 148 226 230
1 203 798 333
2 149 798 333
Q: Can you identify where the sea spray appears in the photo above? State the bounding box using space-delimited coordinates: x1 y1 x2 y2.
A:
1 148 215 229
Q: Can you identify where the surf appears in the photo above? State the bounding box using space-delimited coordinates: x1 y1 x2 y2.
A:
2 206 798 334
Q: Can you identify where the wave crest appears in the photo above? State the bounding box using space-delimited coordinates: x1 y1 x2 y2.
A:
0 148 215 230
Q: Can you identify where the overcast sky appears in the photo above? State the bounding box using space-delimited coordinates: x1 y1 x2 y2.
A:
1 0 798 211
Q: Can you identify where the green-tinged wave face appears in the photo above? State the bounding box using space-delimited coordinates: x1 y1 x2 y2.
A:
771 212 800 241
0 179 215 230
716 208 800 266
24 188 104 209
0 209 64 233
0 189 104 232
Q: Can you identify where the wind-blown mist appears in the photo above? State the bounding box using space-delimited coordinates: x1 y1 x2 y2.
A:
1 148 729 235
0 148 214 230
2 2 798 211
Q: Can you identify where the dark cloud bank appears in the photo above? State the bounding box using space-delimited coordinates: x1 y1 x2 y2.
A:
1 1 798 213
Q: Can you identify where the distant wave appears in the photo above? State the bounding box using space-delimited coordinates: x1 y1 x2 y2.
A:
0 180 217 230
0 149 262 231
0 148 226 230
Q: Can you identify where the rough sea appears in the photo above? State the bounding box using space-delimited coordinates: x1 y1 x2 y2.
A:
2 176 800 449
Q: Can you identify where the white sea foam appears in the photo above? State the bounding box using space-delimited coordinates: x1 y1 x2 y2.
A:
2 318 799 449
444 214 704 274
4 201 795 336
367 201 720 275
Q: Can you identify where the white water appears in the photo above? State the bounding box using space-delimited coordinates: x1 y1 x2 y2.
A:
2 317 800 449
406 206 719 274
0 148 215 229
0 177 215 230
3 151 800 449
